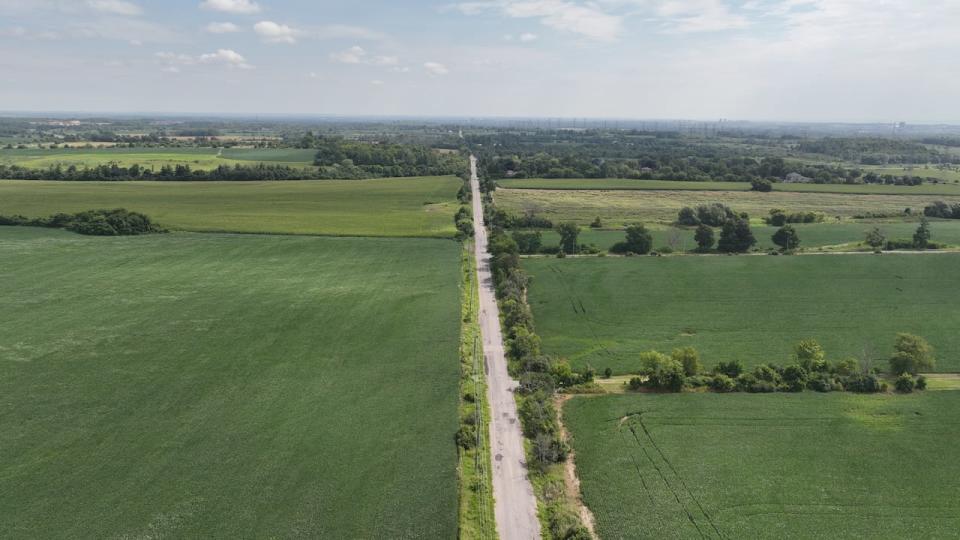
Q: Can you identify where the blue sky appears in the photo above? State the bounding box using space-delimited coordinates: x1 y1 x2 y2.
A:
1 0 959 122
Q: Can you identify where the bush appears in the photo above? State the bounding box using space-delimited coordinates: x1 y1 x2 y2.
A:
895 373 916 393
639 351 685 392
714 360 744 378
843 373 883 393
782 364 808 392
889 333 935 374
589 216 603 228
807 372 836 392
751 178 773 192
753 364 782 385
603 367 613 379
916 375 927 390
511 230 543 254
694 224 715 252
672 347 702 376
772 225 801 251
455 425 477 449
709 374 736 392
794 340 827 372
717 217 756 253
628 377 644 391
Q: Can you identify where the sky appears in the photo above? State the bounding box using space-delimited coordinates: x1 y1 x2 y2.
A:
1 0 959 123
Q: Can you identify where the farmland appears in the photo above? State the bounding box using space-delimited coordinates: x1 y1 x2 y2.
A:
523 254 960 374
538 220 960 251
497 177 960 195
0 177 461 237
563 391 960 539
0 227 462 538
0 146 317 170
494 188 960 225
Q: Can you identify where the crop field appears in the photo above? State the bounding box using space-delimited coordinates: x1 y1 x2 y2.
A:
523 254 960 374
0 177 461 237
494 188 960 225
537 220 960 251
0 147 317 170
0 227 461 538
564 391 960 539
497 177 960 195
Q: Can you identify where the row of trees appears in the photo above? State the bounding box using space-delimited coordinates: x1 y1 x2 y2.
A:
626 335 933 394
924 201 960 219
313 137 467 177
0 208 165 236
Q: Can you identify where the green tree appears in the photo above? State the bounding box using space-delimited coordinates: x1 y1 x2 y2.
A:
772 225 801 251
694 224 715 252
671 347 702 376
794 339 827 372
624 223 653 254
556 222 580 254
865 227 886 250
889 333 935 374
717 217 756 253
751 178 773 192
913 217 931 249
894 373 916 393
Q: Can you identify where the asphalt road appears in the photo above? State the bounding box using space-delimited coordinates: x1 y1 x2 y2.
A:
470 155 542 540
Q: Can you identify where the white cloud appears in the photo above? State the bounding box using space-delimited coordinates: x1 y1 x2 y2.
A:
519 32 537 41
315 24 386 41
455 1 623 42
370 79 384 86
206 21 240 33
86 0 141 15
651 0 749 33
254 21 299 43
329 45 399 66
424 61 449 76
199 0 260 14
156 48 253 70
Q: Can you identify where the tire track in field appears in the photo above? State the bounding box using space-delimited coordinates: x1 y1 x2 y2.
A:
545 264 615 361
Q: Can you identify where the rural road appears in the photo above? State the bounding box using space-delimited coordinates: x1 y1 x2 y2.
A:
470 155 542 540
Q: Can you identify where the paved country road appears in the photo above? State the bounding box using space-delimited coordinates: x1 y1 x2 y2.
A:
470 155 542 540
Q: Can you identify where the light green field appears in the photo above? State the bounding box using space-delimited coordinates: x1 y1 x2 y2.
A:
0 227 461 538
523 254 960 373
498 177 960 195
538 220 960 251
495 188 960 225
0 177 461 237
0 147 317 170
564 391 960 539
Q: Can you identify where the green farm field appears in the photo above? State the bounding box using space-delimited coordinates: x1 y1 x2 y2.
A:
0 146 317 170
0 177 461 237
494 188 960 225
523 254 960 374
0 227 461 538
564 391 960 539
538 220 960 251
498 177 960 195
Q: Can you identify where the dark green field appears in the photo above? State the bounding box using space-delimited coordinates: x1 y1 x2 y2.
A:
564 392 960 539
539 220 960 251
524 254 960 373
0 227 461 538
497 177 960 195
0 177 460 237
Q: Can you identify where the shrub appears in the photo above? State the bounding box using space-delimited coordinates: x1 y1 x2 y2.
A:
639 351 686 392
603 367 613 379
709 374 736 392
532 433 568 467
736 373 758 392
772 225 801 251
589 216 603 228
794 340 827 372
714 360 744 378
511 230 543 254
889 333 935 375
455 425 477 449
913 218 932 249
844 373 883 393
753 364 782 385
751 178 773 192
694 224 715 252
628 377 644 391
807 372 836 392
894 373 916 393
916 375 928 390
865 227 886 250
672 347 702 376
717 217 756 253
782 364 808 392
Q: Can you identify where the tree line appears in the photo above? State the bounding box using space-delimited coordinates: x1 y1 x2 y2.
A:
0 208 165 236
622 335 933 395
313 137 467 178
